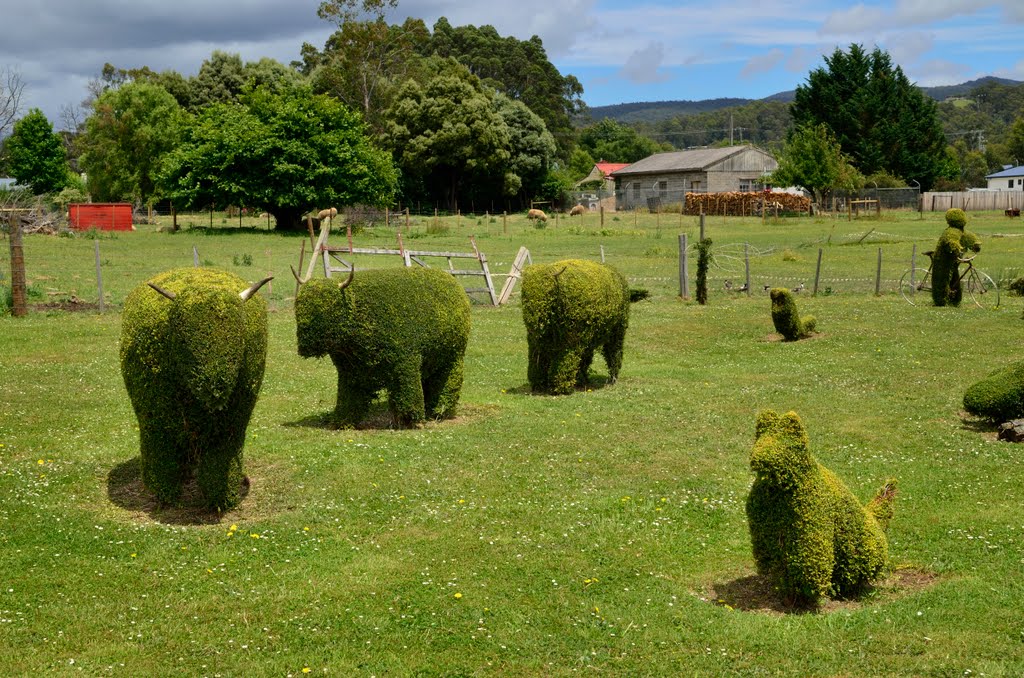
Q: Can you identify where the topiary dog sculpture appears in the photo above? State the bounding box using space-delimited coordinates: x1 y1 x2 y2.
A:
746 409 897 605
769 287 815 341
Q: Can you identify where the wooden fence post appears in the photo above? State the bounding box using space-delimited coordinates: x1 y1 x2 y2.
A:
679 233 689 299
95 240 105 312
910 244 917 289
875 247 883 296
8 213 27 317
744 243 751 296
813 248 823 296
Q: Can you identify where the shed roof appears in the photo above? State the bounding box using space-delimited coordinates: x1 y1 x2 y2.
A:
610 146 765 177
986 165 1024 179
595 162 630 175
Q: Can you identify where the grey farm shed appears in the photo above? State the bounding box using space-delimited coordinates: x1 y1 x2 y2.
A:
610 145 778 211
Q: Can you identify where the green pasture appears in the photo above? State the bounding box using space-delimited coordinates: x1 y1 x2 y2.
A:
2 209 1024 675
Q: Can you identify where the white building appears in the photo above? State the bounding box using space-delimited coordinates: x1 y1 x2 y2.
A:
985 165 1024 190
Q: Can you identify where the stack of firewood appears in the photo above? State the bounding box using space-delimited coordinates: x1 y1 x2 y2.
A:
684 192 811 217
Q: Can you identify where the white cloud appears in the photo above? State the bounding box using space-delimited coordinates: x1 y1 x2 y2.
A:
740 49 786 78
617 42 672 85
882 32 935 66
907 59 973 85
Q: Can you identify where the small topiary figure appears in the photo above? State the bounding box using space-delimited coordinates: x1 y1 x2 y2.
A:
931 208 981 307
295 267 471 427
770 288 816 340
120 268 272 510
695 237 712 305
746 410 897 606
521 259 630 395
963 361 1024 422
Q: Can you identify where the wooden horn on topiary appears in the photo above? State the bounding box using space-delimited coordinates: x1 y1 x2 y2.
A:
240 276 274 301
147 282 176 300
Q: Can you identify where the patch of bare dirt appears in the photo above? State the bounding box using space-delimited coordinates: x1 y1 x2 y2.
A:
698 566 942 615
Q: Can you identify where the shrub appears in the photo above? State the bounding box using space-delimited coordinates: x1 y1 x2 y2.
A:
1007 277 1024 296
695 237 712 305
521 259 630 395
120 268 270 510
746 410 896 606
963 361 1024 422
295 267 471 427
931 209 979 307
770 288 816 340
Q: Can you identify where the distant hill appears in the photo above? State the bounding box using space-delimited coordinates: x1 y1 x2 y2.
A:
583 76 1023 125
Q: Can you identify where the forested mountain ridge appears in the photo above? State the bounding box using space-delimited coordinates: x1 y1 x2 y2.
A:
583 76 1023 125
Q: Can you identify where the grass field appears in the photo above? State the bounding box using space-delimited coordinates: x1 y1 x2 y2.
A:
2 209 1024 675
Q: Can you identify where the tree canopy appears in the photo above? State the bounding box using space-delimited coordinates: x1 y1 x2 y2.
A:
577 118 670 164
791 44 953 190
770 123 861 204
160 85 397 230
78 82 185 204
424 18 583 159
6 109 70 195
384 62 512 210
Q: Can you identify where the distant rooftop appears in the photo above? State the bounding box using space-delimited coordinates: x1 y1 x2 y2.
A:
986 165 1024 179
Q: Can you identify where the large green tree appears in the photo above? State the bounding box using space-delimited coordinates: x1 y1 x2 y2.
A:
492 93 557 205
426 18 583 159
302 17 430 134
770 123 862 204
78 82 185 204
384 63 511 210
791 44 953 190
577 118 668 164
160 85 396 231
6 109 69 195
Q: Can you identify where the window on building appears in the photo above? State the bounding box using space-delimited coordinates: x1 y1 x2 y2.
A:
632 182 639 198
1011 180 1016 189
690 180 702 191
657 180 667 197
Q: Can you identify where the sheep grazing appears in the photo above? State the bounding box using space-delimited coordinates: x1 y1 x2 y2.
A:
316 207 338 221
527 208 547 223
569 204 586 216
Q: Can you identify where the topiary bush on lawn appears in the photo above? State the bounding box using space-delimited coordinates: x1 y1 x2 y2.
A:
746 410 897 606
931 208 980 307
120 268 271 510
295 267 471 427
963 361 1024 422
521 259 630 395
695 237 712 305
770 288 816 340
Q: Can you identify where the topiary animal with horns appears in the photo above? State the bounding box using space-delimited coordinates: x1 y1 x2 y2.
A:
120 268 272 511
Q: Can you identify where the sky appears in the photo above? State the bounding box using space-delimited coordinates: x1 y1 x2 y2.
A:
2 0 1023 129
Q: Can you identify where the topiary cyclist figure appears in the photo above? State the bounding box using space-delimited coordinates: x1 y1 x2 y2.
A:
930 208 980 307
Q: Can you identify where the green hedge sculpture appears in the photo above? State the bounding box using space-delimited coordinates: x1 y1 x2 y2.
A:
295 267 471 427
120 268 271 510
521 259 630 395
963 360 1024 421
770 288 816 340
931 208 980 307
746 410 897 606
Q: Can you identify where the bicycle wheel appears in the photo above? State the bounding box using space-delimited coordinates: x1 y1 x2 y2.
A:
899 267 931 305
965 268 1000 308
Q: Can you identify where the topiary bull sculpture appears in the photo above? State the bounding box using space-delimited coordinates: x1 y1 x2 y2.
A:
120 268 272 510
521 259 631 395
294 267 471 428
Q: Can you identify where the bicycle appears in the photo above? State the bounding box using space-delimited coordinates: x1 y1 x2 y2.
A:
898 251 999 308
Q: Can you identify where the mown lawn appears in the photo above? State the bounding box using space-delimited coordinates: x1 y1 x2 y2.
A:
1 210 1023 675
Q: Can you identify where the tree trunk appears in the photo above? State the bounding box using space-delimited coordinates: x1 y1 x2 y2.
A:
269 207 308 232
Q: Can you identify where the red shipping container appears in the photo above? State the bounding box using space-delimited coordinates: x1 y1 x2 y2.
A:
69 203 134 231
